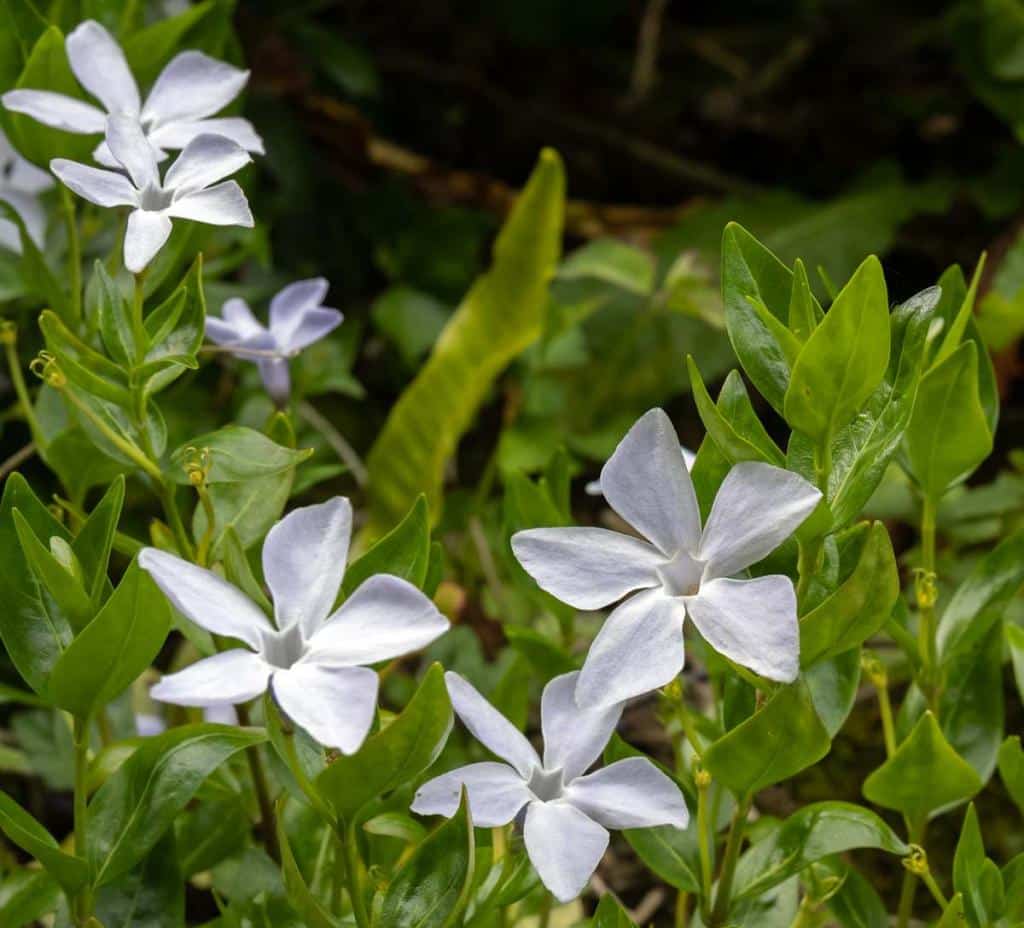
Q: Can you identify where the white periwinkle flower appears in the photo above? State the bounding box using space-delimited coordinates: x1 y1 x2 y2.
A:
205 279 343 404
585 444 695 496
139 498 450 753
0 129 53 253
512 408 822 708
51 114 253 273
412 671 689 902
2 20 263 166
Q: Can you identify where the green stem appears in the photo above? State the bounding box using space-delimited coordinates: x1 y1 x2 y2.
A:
921 868 949 910
3 331 45 447
795 535 822 610
918 496 939 710
158 482 195 560
709 793 751 927
60 187 82 327
341 818 372 928
72 717 93 926
789 893 816 928
896 820 926 928
131 271 147 361
538 892 553 928
675 891 689 928
234 703 280 864
696 775 714 917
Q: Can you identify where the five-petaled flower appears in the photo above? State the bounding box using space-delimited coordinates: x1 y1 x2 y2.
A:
2 20 263 166
51 115 253 273
205 279 343 404
139 497 449 753
0 129 53 254
512 408 821 708
412 671 689 902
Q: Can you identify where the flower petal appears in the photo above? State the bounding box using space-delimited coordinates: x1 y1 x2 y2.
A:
148 116 264 155
524 801 608 903
105 114 158 190
443 672 540 778
412 762 531 827
150 649 272 707
698 462 822 578
271 663 377 754
258 358 291 404
163 134 251 197
262 497 352 639
138 547 272 649
685 575 799 683
2 90 106 134
305 575 450 666
566 757 689 829
7 153 54 195
541 672 622 781
511 527 663 610
50 159 137 207
143 51 249 125
165 180 252 226
66 20 140 116
1 190 46 247
576 588 686 709
599 408 701 557
124 209 172 273
269 278 329 329
0 218 20 253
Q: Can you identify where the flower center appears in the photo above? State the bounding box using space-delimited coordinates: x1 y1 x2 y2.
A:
138 183 173 211
259 622 306 669
657 549 705 597
527 766 565 802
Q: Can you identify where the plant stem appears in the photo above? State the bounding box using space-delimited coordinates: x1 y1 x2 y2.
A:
158 481 195 559
709 793 751 927
340 818 372 928
72 716 93 926
131 271 147 360
297 400 368 487
795 535 822 609
538 892 553 928
60 187 82 327
675 891 689 928
790 893 816 928
696 773 714 916
234 703 280 864
2 329 45 447
896 820 926 928
917 496 939 710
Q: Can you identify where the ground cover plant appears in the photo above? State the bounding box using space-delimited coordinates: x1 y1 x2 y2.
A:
1 2 1024 926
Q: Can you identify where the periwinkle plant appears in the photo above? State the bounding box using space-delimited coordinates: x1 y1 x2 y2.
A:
0 8 1019 928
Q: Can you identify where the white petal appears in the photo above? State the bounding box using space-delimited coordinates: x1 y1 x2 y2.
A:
305 575 450 666
541 672 622 781
0 218 20 253
105 114 158 190
66 20 140 116
163 134 250 197
277 307 343 355
124 209 172 273
138 547 273 649
443 672 540 778
524 801 608 903
2 90 106 134
411 762 531 827
259 358 291 404
143 51 249 125
165 180 252 226
566 757 689 829
0 190 46 247
206 297 266 346
151 649 272 707
576 588 686 709
269 278 329 330
262 498 352 639
699 462 822 578
586 445 696 498
599 408 702 557
50 159 137 208
148 116 264 154
511 527 663 610
7 155 53 195
271 663 378 754
685 575 799 683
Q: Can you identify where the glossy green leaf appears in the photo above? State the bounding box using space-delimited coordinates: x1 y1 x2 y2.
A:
277 802 339 928
784 256 890 443
827 866 888 928
139 256 206 397
49 559 171 720
936 894 967 927
95 263 135 368
39 309 133 408
342 495 431 596
380 791 475 928
365 149 564 532
863 712 981 821
999 737 1024 815
122 0 216 86
169 426 312 484
71 475 124 611
0 201 67 323
953 803 1004 927
592 893 638 927
805 647 861 738
787 258 822 342
0 869 60 928
92 830 184 928
1008 623 1024 703
0 792 89 894
704 679 830 796
87 723 266 887
315 664 453 820
558 238 654 295
800 522 898 665
733 801 908 902
904 340 992 502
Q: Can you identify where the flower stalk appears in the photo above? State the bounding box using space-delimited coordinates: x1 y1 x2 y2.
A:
708 792 751 927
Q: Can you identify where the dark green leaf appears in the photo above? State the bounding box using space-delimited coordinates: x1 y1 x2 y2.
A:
0 792 88 894
592 893 638 927
999 736 1024 816
342 495 431 595
169 426 312 484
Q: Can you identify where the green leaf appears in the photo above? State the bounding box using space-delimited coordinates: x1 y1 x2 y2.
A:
71 475 124 611
827 866 889 928
1008 623 1024 703
380 790 475 928
936 894 967 927
999 736 1024 815
0 473 74 694
703 680 830 796
139 255 206 398
592 893 638 927
371 286 449 366
365 149 565 532
0 202 68 323
169 426 312 484
805 647 861 738
953 803 1003 927
904 340 993 502
121 0 216 85
95 263 135 367
315 664 453 820
0 869 60 928
863 712 981 821
342 495 431 596
800 522 899 666
0 792 89 894
787 258 822 342
277 801 339 928
92 830 184 928
559 238 655 295
39 309 133 408
49 559 171 720
733 802 908 903
784 256 890 443
87 723 266 887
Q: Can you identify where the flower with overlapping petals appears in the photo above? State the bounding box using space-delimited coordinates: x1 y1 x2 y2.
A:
0 130 53 253
512 408 821 708
139 498 449 753
2 20 262 166
51 115 253 272
205 279 343 404
412 671 688 902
